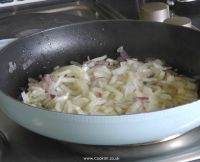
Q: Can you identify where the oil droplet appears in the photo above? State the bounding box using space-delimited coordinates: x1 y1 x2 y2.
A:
99 42 103 46
102 28 105 31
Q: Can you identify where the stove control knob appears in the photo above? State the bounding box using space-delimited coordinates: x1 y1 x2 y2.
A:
139 2 170 22
164 16 192 28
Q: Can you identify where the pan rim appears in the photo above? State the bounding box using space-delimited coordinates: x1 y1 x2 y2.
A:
2 19 199 42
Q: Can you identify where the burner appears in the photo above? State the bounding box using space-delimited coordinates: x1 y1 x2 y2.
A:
64 127 200 160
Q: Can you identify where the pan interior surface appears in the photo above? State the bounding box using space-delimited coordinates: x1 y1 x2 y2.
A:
0 20 200 101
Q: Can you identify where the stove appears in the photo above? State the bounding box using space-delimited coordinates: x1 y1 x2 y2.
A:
0 1 200 162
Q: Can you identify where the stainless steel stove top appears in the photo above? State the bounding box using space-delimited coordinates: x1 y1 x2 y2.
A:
0 1 200 162
0 0 125 38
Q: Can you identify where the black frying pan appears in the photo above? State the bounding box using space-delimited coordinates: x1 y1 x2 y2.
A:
0 20 200 145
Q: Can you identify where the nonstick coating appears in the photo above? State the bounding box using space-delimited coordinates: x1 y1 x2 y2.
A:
0 20 200 100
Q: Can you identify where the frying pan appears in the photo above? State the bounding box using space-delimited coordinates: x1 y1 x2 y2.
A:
0 20 200 145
